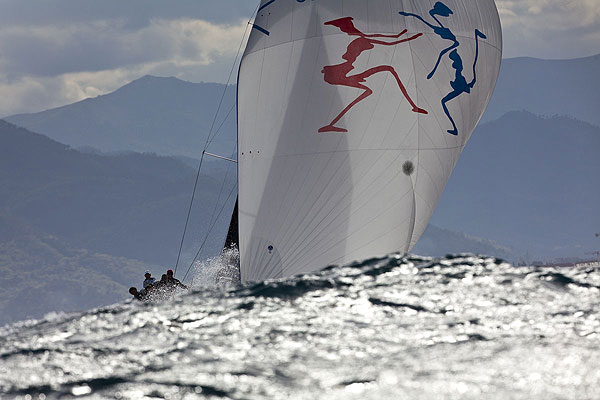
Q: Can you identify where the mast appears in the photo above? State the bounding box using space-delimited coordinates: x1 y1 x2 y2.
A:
223 198 239 250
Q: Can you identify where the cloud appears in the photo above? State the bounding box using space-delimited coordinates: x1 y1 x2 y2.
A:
497 0 600 58
0 71 128 117
0 0 257 27
0 0 599 116
0 18 247 78
0 17 249 116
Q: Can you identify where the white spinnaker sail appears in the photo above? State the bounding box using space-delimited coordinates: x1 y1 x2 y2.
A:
237 0 502 282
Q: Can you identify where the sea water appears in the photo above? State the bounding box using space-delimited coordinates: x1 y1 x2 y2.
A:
0 254 599 399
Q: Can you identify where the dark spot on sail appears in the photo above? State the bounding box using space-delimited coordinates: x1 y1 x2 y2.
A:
402 161 414 176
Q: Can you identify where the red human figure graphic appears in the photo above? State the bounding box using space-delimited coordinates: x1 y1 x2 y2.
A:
319 17 427 133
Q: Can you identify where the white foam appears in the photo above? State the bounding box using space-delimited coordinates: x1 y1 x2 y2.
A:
188 246 240 289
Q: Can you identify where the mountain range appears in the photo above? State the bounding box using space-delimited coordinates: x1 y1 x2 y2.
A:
430 111 600 260
0 214 156 326
5 56 598 261
6 76 237 159
482 54 600 126
0 120 236 266
6 54 599 158
0 120 238 324
0 119 511 325
1 53 598 324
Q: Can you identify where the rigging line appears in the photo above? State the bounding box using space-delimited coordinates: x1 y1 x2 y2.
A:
204 2 259 151
173 9 255 277
205 147 237 248
183 129 237 284
204 151 237 163
174 150 206 276
181 181 238 283
206 103 236 148
182 144 237 284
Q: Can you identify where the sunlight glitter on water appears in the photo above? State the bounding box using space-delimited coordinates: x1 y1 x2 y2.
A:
0 254 599 399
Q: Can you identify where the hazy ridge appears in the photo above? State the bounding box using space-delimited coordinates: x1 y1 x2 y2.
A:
0 119 510 324
1 54 598 325
432 111 600 260
6 76 237 158
483 54 600 126
0 120 236 324
6 55 599 158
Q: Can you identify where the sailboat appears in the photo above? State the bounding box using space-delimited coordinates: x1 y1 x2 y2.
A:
223 0 502 283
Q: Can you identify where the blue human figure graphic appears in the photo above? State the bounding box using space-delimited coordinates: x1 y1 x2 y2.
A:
400 2 486 135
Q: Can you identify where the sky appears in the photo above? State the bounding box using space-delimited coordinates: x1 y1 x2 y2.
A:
0 0 598 117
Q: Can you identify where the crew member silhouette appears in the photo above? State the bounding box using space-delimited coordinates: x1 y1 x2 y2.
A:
319 17 427 133
400 2 486 135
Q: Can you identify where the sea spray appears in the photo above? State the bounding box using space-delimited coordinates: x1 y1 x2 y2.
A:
188 246 240 289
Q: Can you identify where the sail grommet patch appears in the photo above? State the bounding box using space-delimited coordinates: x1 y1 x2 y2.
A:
402 161 415 176
267 245 274 254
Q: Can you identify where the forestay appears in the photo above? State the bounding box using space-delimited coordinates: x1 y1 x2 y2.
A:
237 0 502 282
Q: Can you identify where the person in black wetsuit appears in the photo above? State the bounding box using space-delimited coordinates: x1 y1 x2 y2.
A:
166 269 187 289
154 274 169 290
129 287 144 301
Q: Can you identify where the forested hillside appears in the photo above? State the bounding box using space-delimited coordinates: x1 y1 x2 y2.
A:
0 214 161 326
0 120 237 324
432 111 600 260
0 120 236 266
